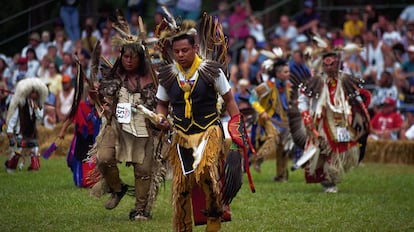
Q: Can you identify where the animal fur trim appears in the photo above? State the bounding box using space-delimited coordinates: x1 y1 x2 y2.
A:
158 60 220 90
169 126 224 225
6 78 48 123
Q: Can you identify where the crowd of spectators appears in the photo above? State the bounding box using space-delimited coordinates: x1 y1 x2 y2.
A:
1 0 414 142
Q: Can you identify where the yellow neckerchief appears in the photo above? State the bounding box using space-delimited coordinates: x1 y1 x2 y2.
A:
176 54 202 118
176 54 202 80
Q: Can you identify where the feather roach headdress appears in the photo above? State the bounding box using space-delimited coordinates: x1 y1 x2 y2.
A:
156 6 197 64
260 47 284 74
156 7 228 71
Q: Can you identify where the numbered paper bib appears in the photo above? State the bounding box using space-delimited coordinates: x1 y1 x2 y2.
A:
116 103 132 123
336 127 350 142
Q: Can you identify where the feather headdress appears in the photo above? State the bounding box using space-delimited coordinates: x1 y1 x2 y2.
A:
197 12 228 71
6 78 48 123
156 6 197 64
111 9 147 48
260 47 284 73
311 35 343 58
109 9 158 86
156 8 228 71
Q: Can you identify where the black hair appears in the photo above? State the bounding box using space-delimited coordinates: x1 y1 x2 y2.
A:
119 43 148 76
271 59 288 75
26 47 38 60
172 34 196 47
244 35 257 45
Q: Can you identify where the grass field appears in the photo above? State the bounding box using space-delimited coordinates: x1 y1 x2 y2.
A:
0 155 413 232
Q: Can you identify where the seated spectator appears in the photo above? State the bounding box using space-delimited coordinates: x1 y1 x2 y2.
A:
25 48 40 77
400 106 414 140
215 1 230 36
362 4 378 32
128 11 141 35
52 30 73 59
372 14 389 39
228 0 252 48
381 21 402 47
343 8 364 41
0 58 9 130
248 14 266 49
362 30 385 83
44 81 56 107
398 5 414 26
383 52 401 79
0 55 12 90
294 0 320 35
274 15 298 51
239 35 261 85
289 50 310 76
234 79 251 106
81 22 99 54
46 45 63 67
43 102 57 129
331 28 345 47
81 17 101 40
370 97 403 140
11 57 29 89
60 52 74 77
59 52 76 78
37 55 53 83
45 62 63 96
37 30 52 60
100 27 113 59
296 34 310 54
342 42 364 77
55 74 74 122
370 71 399 113
317 23 331 45
396 45 414 104
21 32 42 60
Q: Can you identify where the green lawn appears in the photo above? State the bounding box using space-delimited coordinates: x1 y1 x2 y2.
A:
0 155 413 232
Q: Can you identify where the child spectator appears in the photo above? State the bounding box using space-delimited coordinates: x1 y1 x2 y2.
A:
370 97 403 140
43 103 57 129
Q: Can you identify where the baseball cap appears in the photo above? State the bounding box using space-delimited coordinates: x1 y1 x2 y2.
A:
383 97 396 106
29 32 40 41
296 34 308 43
62 74 71 83
17 57 28 64
304 0 314 8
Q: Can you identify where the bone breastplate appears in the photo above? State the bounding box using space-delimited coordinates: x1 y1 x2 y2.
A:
325 107 354 143
117 86 148 137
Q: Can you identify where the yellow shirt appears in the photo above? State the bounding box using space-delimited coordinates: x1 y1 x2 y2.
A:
343 20 364 38
46 74 62 95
